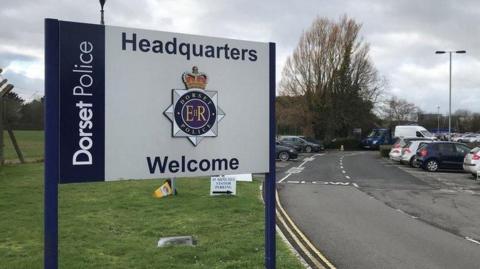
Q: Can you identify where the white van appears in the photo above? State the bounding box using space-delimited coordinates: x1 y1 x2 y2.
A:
394 125 435 139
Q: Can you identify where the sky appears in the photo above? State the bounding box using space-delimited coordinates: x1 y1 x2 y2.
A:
1 0 479 114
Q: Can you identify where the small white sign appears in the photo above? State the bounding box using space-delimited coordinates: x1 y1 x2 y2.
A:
210 176 236 195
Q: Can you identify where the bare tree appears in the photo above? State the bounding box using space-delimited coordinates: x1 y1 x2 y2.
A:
279 15 384 139
381 96 418 123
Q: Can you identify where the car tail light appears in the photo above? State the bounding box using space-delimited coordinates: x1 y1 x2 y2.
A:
473 153 480 160
420 149 428 157
393 143 400 148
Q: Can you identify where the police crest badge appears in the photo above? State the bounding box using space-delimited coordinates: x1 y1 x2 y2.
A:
164 66 225 146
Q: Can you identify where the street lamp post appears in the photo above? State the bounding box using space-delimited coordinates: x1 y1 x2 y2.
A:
435 50 466 140
437 105 440 135
99 0 106 25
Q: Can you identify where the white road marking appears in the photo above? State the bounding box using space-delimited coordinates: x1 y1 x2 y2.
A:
340 166 344 169
342 170 346 174
278 173 292 183
466 237 480 246
325 182 350 186
352 183 359 188
287 180 300 184
287 167 304 174
345 175 351 179
298 157 315 168
278 154 321 183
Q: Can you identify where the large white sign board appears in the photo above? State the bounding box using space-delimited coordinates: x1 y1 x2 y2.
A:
54 21 272 183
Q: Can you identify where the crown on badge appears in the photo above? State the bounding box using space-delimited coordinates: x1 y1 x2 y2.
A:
183 66 208 89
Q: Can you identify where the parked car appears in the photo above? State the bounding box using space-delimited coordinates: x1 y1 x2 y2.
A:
299 136 325 151
400 140 433 167
389 137 433 162
279 136 322 153
361 128 393 149
458 134 480 143
463 147 480 177
275 142 298 161
416 142 471 172
277 139 302 152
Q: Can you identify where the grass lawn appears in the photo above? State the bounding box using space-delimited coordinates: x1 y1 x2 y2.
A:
3 130 44 161
0 163 304 269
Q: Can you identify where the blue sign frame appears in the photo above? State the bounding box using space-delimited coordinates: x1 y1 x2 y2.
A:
44 18 276 269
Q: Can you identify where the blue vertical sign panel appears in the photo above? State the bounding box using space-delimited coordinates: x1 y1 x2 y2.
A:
58 22 105 183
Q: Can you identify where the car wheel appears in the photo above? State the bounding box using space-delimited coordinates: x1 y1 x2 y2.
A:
279 152 290 161
305 146 312 153
410 156 420 168
426 159 439 172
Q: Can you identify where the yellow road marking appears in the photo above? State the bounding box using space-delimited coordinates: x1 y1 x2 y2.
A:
276 209 326 269
276 190 337 269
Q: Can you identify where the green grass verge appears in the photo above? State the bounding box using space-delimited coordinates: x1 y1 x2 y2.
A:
3 130 44 161
0 163 303 269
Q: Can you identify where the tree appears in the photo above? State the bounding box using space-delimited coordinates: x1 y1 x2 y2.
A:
279 15 384 139
3 92 24 126
17 97 44 130
380 96 418 127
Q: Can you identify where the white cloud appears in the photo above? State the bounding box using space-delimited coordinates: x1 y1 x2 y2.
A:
6 60 44 80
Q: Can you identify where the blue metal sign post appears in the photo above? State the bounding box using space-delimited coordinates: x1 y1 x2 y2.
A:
44 18 60 269
44 18 276 269
265 42 277 269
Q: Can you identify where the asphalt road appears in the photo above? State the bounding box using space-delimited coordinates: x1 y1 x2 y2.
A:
277 151 480 269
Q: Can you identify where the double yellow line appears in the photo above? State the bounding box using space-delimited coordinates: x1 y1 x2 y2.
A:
276 189 336 269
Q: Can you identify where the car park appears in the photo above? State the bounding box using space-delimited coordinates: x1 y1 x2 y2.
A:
400 140 432 167
275 142 298 161
416 142 471 172
279 136 322 153
463 147 480 177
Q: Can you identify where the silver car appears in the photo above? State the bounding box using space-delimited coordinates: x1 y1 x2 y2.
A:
390 137 433 162
463 147 480 177
400 140 432 167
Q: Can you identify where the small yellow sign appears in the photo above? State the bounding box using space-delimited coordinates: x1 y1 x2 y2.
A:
154 182 173 198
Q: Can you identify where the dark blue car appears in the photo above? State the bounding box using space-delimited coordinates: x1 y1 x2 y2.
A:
416 142 471 172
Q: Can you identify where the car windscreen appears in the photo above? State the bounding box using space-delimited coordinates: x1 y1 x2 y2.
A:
420 130 433 137
367 130 381 137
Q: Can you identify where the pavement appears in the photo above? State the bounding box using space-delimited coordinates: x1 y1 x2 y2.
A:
276 150 480 269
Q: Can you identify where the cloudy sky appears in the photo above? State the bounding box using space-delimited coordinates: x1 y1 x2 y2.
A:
1 0 479 113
